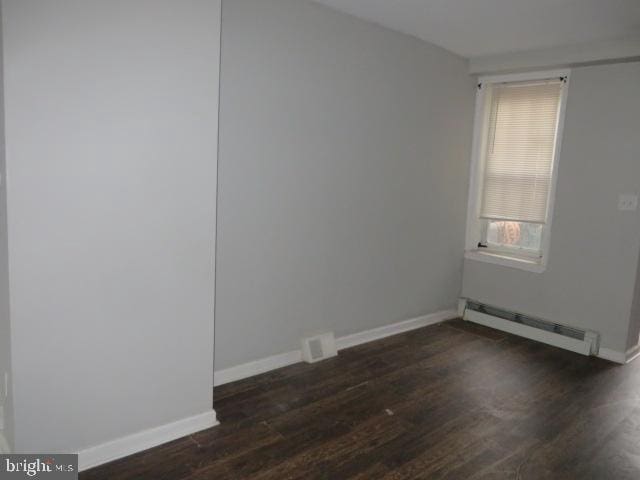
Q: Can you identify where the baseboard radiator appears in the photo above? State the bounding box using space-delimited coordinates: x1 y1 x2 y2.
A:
460 299 599 356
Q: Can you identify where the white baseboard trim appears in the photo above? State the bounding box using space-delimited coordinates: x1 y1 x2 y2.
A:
78 410 218 472
597 348 626 364
335 310 458 350
598 344 640 364
214 309 458 386
214 350 303 386
625 344 640 364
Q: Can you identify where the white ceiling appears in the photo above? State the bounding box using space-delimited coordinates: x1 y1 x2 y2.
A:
312 0 640 58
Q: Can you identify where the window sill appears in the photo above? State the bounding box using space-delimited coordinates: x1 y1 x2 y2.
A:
464 250 546 273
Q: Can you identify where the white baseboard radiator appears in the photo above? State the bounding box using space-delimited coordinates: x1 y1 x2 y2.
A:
460 299 599 356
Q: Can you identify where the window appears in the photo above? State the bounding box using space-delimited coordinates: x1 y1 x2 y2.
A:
465 70 569 272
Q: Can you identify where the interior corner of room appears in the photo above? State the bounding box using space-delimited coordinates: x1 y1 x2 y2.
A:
0 0 639 478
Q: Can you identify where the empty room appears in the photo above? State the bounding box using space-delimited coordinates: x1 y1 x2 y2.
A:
0 0 640 479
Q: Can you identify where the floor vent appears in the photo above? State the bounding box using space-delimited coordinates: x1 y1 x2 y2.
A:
461 299 599 356
301 333 337 363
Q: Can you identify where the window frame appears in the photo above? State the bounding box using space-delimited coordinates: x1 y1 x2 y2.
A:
464 69 570 273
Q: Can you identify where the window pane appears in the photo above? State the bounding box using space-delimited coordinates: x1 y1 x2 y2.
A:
486 221 542 252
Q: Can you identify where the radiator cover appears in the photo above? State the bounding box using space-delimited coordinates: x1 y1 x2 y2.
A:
461 299 599 356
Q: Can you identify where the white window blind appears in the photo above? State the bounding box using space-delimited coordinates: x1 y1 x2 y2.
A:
480 79 563 224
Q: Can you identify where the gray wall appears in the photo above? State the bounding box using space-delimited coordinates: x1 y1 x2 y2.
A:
3 0 220 453
216 0 475 369
462 61 640 354
0 2 13 451
627 253 640 350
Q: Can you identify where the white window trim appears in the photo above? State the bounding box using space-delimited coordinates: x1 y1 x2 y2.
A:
464 69 571 273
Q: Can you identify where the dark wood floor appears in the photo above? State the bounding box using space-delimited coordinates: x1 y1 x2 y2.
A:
81 319 640 479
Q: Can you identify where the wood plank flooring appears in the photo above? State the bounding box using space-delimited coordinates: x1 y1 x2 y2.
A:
80 319 640 479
